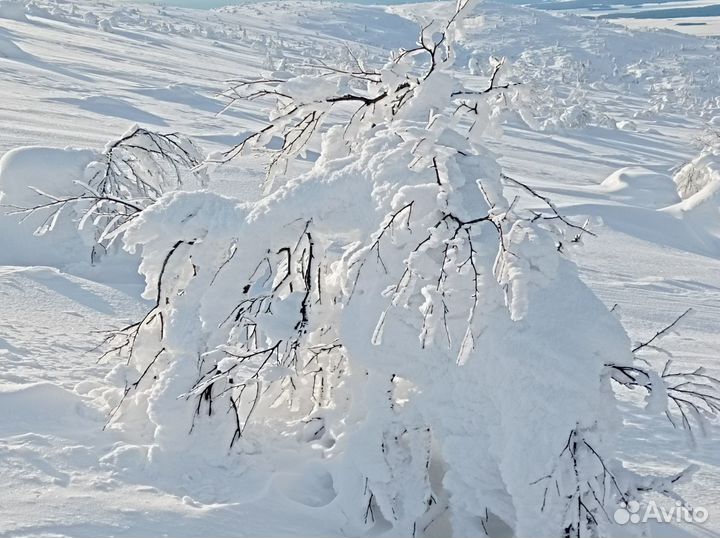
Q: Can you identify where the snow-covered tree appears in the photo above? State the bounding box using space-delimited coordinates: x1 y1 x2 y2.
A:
86 2 718 536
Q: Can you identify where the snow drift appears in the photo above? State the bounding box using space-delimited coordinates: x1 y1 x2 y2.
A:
0 146 100 267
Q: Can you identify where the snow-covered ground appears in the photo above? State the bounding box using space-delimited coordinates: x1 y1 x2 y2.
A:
525 0 720 36
574 0 720 38
599 15 720 38
0 0 719 536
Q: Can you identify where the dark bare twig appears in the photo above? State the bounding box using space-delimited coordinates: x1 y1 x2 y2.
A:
632 308 692 353
607 308 720 435
501 173 595 239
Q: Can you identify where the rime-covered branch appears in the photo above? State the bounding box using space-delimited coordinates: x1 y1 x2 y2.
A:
607 308 720 436
2 126 207 255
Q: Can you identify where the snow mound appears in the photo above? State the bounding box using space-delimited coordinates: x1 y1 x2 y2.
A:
664 177 720 221
0 146 97 206
599 166 681 208
0 1 26 22
0 32 28 60
0 146 98 267
660 180 720 256
0 382 100 436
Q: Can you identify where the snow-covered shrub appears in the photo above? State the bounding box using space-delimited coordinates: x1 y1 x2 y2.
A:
25 1 65 22
2 126 207 261
83 11 98 26
664 142 720 237
98 18 114 33
544 103 616 130
674 141 720 199
103 2 718 536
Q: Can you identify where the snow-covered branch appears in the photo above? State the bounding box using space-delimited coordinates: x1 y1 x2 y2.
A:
1 126 207 260
607 308 720 438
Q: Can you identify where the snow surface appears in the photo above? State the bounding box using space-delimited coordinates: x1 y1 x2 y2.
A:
549 0 720 37
0 0 719 536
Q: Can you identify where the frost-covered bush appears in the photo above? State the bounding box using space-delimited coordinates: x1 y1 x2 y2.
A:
25 1 66 22
543 103 617 131
83 11 98 26
98 18 114 33
674 140 720 199
1 126 207 262
103 2 717 536
665 138 720 230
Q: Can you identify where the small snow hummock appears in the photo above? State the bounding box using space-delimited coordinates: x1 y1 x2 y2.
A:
0 1 27 22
